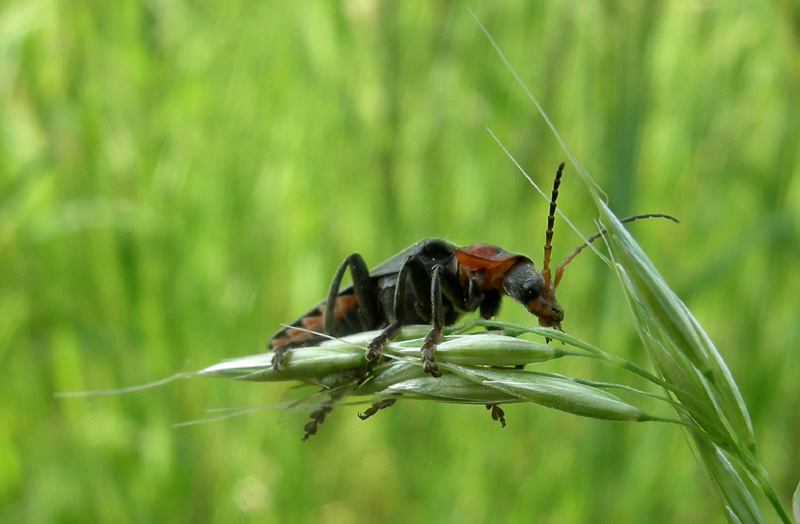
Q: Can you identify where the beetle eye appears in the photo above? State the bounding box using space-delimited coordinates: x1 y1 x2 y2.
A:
522 280 541 302
503 262 543 305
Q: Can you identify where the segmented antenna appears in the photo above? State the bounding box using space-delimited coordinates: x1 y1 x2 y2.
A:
541 162 565 289
552 213 679 288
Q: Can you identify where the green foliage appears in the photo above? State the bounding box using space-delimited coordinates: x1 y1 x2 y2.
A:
2 1 799 523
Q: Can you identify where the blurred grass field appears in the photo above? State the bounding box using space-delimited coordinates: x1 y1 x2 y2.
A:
2 1 800 522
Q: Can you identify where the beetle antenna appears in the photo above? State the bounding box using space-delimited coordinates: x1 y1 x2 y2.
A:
553 213 679 288
542 162 565 289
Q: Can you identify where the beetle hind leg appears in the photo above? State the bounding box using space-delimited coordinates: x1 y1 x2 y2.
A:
270 252 378 373
271 346 288 371
324 253 377 334
270 339 312 371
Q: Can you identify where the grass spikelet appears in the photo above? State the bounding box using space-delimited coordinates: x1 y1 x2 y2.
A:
201 323 697 437
470 11 792 522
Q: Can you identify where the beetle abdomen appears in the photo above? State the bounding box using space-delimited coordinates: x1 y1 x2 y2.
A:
268 293 370 348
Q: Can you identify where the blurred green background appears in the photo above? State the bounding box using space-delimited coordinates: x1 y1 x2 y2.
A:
2 1 799 522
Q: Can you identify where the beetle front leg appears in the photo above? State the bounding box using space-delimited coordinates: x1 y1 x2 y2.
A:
419 265 483 377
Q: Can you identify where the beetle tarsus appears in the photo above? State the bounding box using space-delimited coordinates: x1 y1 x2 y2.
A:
301 390 348 441
486 404 506 427
358 398 397 420
421 328 442 377
365 336 386 361
422 359 440 377
271 347 287 371
366 321 401 361
302 402 333 441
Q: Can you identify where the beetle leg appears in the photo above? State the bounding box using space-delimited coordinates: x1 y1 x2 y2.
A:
365 255 428 361
301 387 352 441
479 289 502 319
365 322 401 361
421 268 494 376
302 397 336 441
271 340 301 371
435 267 478 314
324 253 377 335
301 369 367 441
485 404 507 427
357 397 398 420
464 274 484 311
272 254 376 373
271 346 287 371
419 265 445 377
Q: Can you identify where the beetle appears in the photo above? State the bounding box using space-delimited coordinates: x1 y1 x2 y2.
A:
267 163 676 439
269 163 675 377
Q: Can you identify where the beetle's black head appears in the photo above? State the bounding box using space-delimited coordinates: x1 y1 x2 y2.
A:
502 261 564 330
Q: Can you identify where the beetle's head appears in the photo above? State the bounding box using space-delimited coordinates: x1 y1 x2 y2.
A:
502 261 564 331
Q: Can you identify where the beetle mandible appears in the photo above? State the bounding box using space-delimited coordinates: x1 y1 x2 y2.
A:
268 163 677 377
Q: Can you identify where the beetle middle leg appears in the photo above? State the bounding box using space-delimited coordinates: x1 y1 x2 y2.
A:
366 255 467 377
364 255 430 362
